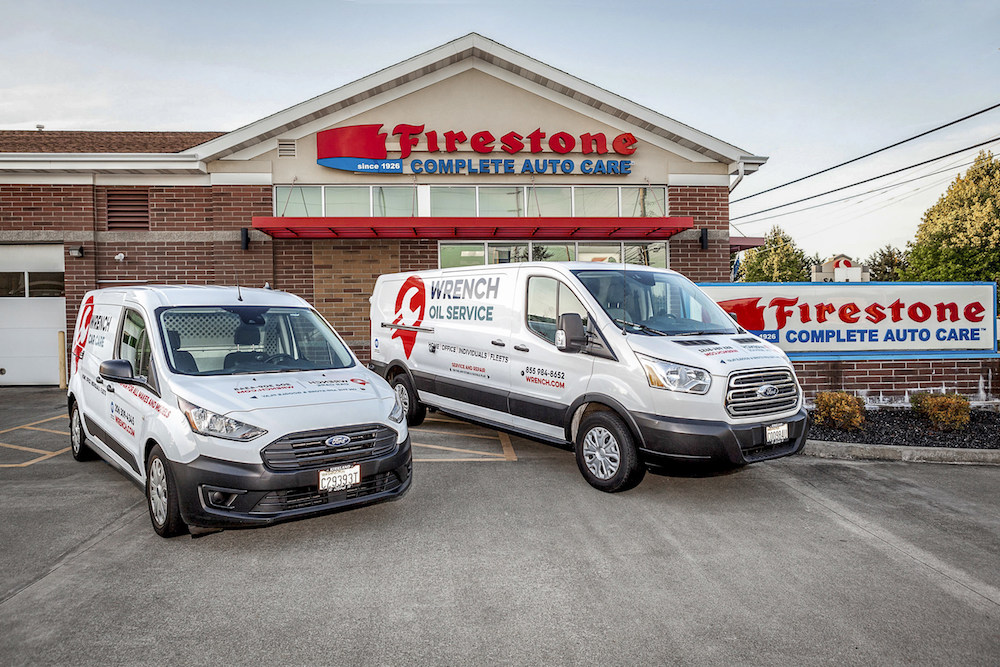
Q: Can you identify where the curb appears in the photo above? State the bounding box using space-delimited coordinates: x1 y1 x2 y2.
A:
802 440 1000 465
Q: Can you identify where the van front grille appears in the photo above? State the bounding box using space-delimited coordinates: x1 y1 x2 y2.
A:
726 368 799 418
261 424 398 471
250 469 406 514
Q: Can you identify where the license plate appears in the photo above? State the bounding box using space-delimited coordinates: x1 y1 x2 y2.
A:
766 422 789 444
319 464 361 492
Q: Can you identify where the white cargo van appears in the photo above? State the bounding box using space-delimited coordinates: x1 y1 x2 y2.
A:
68 285 411 537
370 263 807 492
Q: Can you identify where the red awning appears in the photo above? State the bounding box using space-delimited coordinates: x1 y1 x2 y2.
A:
729 236 765 253
252 216 694 240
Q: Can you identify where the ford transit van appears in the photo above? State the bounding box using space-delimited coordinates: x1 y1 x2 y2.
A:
370 263 807 492
68 285 411 537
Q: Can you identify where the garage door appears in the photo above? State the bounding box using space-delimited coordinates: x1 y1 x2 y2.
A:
0 245 66 385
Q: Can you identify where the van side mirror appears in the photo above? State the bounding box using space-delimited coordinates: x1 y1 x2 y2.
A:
99 359 137 384
556 313 587 352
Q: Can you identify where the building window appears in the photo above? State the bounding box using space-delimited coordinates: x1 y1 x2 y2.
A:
0 272 26 297
479 187 524 216
106 189 150 230
275 186 322 216
526 187 572 216
374 186 417 216
573 187 619 217
439 241 668 269
621 186 666 217
324 186 370 216
430 186 476 216
0 271 64 297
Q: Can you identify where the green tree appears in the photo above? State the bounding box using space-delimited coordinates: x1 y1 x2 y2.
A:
737 226 809 282
864 244 909 281
903 151 1000 287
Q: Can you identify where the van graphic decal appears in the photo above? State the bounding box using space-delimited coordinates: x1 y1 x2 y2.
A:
392 276 426 359
72 295 95 374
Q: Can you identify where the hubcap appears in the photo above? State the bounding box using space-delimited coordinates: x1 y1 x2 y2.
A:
394 382 410 415
149 458 168 526
582 426 621 480
71 410 82 453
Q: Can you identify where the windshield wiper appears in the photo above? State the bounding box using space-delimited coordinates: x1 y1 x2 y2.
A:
673 330 732 336
613 318 669 336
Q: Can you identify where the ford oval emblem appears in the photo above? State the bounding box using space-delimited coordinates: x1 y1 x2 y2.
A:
757 384 779 398
325 434 352 447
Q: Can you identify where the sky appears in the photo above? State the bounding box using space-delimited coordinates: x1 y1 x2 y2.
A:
2 0 999 262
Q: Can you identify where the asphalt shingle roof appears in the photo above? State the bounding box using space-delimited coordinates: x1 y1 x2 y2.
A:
0 130 226 154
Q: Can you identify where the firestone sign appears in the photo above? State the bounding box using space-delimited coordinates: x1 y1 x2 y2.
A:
699 283 998 355
316 123 638 175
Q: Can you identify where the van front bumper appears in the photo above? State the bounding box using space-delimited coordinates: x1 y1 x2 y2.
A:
171 436 412 529
633 407 809 466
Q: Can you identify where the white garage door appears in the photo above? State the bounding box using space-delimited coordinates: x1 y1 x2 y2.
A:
0 245 67 385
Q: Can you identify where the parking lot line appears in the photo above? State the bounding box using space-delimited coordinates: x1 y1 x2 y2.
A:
0 447 70 468
0 441 56 455
498 431 517 462
0 415 67 436
416 427 502 441
412 442 506 459
21 426 71 436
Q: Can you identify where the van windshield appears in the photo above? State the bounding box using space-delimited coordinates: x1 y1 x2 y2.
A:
571 268 739 336
157 306 355 375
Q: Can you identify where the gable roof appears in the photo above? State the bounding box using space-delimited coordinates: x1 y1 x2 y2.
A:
0 130 224 154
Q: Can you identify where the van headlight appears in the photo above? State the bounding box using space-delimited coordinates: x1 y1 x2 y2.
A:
388 393 405 423
178 397 267 441
638 354 711 395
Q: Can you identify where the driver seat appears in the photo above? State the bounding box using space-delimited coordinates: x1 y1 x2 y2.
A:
224 324 262 368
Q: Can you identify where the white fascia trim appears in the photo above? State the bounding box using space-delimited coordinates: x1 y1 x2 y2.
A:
95 174 211 186
0 173 94 185
191 33 759 165
209 172 273 185
668 174 731 186
0 153 206 173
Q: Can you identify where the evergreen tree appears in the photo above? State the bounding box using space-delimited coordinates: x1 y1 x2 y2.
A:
864 244 909 281
737 226 809 282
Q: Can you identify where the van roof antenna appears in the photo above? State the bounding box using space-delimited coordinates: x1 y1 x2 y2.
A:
237 284 243 302
621 257 628 335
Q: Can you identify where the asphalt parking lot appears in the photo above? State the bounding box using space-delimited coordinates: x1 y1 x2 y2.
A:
1 387 998 665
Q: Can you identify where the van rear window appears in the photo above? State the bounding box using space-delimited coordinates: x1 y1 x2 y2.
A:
157 306 354 375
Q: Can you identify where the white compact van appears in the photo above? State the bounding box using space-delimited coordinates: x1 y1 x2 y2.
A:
68 285 411 537
370 263 807 492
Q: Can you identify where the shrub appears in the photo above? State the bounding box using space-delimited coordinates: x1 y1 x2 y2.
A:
910 391 933 417
813 391 866 430
923 393 970 431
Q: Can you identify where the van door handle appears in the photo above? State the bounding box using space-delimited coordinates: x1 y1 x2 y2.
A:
514 344 529 352
491 339 506 347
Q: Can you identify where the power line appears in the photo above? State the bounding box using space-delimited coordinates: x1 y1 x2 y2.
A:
730 136 1000 222
732 101 1000 203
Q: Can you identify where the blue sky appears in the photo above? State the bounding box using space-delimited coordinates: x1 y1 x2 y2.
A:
2 0 999 261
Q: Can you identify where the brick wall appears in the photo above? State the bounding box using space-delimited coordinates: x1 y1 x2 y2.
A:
794 357 1000 402
0 185 94 231
667 185 731 282
274 239 315 302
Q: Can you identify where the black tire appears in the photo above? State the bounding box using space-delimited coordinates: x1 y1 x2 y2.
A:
69 402 96 461
391 373 426 427
575 411 645 492
145 445 187 538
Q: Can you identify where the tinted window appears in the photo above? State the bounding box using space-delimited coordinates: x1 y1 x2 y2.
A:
527 277 590 344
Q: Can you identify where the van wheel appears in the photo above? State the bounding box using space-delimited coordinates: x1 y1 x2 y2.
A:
575 412 645 492
391 374 426 427
69 403 96 461
146 445 187 538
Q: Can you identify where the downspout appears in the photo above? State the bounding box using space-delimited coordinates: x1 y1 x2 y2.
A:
729 160 745 193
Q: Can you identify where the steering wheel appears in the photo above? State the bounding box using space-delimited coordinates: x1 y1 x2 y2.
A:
263 353 295 365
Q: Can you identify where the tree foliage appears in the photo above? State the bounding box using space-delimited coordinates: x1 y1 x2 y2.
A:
864 244 909 281
903 151 1000 286
737 226 809 282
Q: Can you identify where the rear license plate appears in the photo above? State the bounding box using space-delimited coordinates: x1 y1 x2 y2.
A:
319 464 361 492
765 422 789 444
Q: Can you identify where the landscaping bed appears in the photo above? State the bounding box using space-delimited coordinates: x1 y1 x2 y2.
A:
807 408 1000 450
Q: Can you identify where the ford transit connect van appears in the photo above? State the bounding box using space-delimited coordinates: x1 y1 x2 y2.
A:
370 263 807 492
68 285 411 537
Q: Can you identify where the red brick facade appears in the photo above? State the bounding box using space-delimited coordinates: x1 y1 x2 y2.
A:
794 358 1000 402
668 185 730 282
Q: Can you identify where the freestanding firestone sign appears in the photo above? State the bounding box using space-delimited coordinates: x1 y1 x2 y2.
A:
700 282 997 356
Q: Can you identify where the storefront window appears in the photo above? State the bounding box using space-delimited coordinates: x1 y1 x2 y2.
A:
526 187 571 217
27 272 65 297
440 243 485 267
0 272 26 297
430 187 476 216
324 186 371 216
275 186 322 217
374 186 417 216
479 187 524 216
574 187 619 217
624 242 667 268
621 186 667 217
488 243 529 264
577 243 621 263
532 244 575 262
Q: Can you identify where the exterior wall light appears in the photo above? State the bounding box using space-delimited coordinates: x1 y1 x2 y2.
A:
68 246 84 258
